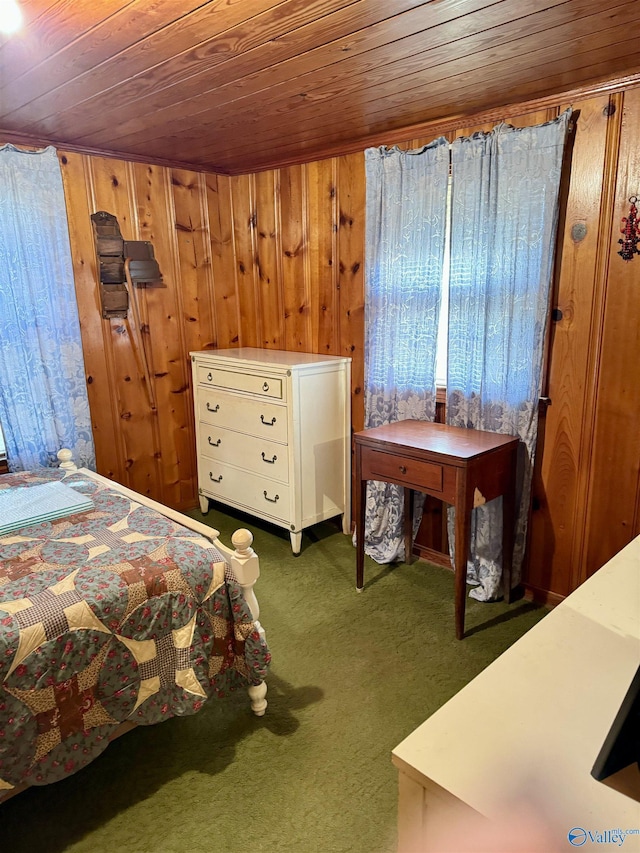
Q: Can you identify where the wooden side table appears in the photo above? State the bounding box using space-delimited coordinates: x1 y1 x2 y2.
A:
354 420 519 639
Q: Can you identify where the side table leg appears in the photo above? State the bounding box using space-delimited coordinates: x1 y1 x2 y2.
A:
455 480 471 640
404 487 415 564
355 445 366 591
502 447 517 603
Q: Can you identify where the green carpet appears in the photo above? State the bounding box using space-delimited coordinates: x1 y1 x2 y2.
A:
2 507 547 853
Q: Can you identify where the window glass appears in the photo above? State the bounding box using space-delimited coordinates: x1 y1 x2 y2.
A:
434 175 452 388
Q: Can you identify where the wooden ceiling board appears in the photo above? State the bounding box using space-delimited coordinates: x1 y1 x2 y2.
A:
188 0 638 132
0 0 287 123
0 0 197 98
177 3 629 134
209 39 640 172
1 0 640 174
109 2 640 166
14 0 437 140
0 0 122 77
71 0 519 150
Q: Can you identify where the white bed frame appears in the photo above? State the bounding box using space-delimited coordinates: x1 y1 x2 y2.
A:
57 449 268 716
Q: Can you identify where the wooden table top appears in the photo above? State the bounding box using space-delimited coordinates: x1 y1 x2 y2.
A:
354 420 519 461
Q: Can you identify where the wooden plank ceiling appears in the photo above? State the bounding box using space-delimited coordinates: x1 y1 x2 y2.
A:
1 0 640 175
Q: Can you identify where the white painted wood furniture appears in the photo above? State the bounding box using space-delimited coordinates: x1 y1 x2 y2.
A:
392 536 640 852
190 348 351 555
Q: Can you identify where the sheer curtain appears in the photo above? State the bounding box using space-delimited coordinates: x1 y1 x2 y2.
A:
0 144 95 471
362 139 449 562
446 111 571 600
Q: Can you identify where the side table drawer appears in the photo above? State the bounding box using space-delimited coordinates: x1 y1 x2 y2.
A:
362 447 443 493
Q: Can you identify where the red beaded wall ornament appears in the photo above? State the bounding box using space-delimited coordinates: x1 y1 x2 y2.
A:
618 196 639 261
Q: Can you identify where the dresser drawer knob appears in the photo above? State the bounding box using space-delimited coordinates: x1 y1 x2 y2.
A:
207 372 212 381
399 465 407 475
263 491 280 503
261 452 277 464
208 436 221 447
260 414 276 426
262 381 269 392
209 473 223 483
206 402 220 413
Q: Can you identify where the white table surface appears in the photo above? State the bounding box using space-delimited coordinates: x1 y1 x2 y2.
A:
392 536 640 845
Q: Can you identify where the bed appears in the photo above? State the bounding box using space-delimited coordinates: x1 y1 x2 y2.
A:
0 455 270 803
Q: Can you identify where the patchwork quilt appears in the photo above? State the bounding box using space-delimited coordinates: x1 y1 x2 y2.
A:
0 469 271 800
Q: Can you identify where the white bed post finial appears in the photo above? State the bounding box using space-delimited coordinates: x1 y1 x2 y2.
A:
57 448 77 472
230 528 261 623
230 528 267 717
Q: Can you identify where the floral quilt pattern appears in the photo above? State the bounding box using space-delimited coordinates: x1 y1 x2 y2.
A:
0 470 270 799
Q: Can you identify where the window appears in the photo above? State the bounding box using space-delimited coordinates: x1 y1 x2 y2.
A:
434 174 452 389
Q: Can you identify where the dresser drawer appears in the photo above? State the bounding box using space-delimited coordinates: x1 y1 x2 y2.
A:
199 459 291 524
198 423 289 483
362 447 443 493
197 365 283 399
197 388 288 443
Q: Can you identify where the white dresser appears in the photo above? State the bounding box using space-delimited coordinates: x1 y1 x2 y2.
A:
190 348 351 554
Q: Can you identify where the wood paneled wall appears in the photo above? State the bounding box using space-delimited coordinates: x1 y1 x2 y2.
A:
528 87 640 598
57 148 366 511
7 81 638 601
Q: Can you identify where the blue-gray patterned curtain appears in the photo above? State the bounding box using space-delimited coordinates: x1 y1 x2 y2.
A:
0 144 95 471
362 139 449 563
446 110 571 600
